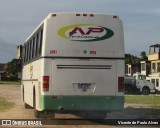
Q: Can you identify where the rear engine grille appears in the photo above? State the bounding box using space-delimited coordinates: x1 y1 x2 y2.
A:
57 65 112 69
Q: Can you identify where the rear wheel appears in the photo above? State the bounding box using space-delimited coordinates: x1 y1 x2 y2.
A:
24 103 33 109
34 109 42 118
33 89 55 118
33 96 42 118
34 109 55 118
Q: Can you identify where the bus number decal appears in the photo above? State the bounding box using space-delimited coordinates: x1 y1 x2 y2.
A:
50 50 57 54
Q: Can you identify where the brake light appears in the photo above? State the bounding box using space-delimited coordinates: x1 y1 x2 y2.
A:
76 14 94 17
52 14 56 17
83 14 87 16
118 77 124 92
43 76 49 91
76 14 80 16
113 15 117 19
90 14 94 17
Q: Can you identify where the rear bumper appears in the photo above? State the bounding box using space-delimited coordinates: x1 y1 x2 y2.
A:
41 95 124 112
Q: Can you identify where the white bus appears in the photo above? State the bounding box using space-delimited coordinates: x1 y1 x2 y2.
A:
20 12 125 119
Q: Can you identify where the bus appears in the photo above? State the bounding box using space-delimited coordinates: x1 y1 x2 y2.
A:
19 12 125 119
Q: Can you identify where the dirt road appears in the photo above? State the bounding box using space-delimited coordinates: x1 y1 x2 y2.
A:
0 84 159 127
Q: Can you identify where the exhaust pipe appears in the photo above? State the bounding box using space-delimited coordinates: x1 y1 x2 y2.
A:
59 106 64 112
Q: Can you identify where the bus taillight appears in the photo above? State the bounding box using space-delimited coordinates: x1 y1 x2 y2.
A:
43 76 49 91
118 77 124 92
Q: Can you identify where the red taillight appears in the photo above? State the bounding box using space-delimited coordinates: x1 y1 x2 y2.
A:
83 14 87 16
118 77 124 92
52 14 56 17
90 14 94 17
76 14 80 16
113 15 117 19
76 14 94 17
43 76 49 91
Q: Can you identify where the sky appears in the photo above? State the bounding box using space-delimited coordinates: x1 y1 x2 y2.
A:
0 0 160 63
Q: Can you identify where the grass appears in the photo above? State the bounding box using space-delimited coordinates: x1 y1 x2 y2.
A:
0 96 15 112
125 95 160 108
0 81 20 85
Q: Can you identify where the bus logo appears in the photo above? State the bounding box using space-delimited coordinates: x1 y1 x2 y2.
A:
58 24 114 42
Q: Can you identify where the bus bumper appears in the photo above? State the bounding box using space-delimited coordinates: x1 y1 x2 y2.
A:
41 96 124 112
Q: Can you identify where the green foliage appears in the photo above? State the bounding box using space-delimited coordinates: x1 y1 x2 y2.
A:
125 95 160 108
6 59 20 80
125 51 148 64
125 54 140 64
140 51 148 61
0 81 20 85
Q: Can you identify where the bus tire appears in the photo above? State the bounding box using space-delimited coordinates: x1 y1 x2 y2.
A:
22 85 24 101
142 87 150 95
24 103 33 109
33 88 42 118
34 109 42 118
34 98 42 118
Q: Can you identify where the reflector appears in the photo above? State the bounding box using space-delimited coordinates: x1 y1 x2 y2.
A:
76 14 80 16
83 14 87 16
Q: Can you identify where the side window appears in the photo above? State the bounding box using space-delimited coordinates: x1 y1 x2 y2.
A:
23 25 43 63
141 63 146 71
37 28 43 56
30 39 33 60
27 42 29 61
39 29 43 55
32 37 35 58
151 79 155 86
28 41 31 61
128 67 131 74
35 33 39 57
24 45 27 63
22 45 26 64
152 63 156 73
157 63 160 72
156 79 159 87
26 42 29 61
33 35 37 58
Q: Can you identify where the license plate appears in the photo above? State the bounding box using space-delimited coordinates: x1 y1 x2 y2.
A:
78 83 91 89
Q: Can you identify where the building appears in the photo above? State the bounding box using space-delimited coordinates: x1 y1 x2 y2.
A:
0 63 7 80
148 44 160 75
0 71 6 80
147 44 160 92
125 63 141 76
140 61 151 76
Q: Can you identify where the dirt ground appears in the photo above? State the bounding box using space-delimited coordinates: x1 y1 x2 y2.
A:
0 84 159 127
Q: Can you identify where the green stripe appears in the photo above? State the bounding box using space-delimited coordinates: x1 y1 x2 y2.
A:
41 96 124 111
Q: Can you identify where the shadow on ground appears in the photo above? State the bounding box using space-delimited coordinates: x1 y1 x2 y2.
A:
107 107 160 119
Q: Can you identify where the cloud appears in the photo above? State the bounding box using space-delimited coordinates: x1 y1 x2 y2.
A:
0 35 17 63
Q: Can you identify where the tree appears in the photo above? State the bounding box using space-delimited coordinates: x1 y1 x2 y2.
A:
140 51 148 61
125 54 140 64
6 59 20 80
